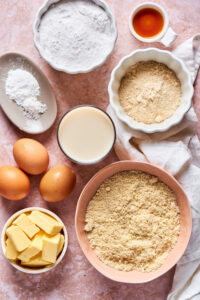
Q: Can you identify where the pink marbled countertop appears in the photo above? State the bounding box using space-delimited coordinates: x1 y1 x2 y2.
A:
0 0 200 299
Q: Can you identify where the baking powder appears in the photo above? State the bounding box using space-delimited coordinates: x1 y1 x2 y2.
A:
5 69 47 120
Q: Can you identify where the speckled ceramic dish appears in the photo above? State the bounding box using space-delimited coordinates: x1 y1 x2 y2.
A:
75 161 192 283
108 48 193 133
1 207 68 274
0 52 57 134
33 0 117 74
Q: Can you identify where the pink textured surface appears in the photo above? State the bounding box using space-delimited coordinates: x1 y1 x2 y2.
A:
0 0 199 299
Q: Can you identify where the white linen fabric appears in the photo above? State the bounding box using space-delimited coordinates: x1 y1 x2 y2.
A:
107 34 200 300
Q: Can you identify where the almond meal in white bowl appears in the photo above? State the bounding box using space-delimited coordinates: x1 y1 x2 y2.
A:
108 48 193 133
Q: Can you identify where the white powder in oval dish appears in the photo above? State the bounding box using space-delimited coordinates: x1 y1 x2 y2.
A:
37 0 116 71
5 69 47 120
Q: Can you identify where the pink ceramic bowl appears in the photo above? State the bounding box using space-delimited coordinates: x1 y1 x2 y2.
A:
75 161 192 283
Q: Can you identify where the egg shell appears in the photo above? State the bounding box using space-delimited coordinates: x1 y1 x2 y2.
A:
13 138 49 175
40 165 76 202
0 166 30 200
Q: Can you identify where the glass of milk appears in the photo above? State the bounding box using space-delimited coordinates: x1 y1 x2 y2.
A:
57 105 116 165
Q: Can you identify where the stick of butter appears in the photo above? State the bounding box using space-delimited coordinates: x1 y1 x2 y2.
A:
29 211 63 235
21 253 52 267
5 238 18 260
6 225 30 252
18 233 43 262
13 213 40 239
42 233 61 263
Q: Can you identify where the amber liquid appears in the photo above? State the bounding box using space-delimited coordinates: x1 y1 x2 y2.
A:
133 8 164 38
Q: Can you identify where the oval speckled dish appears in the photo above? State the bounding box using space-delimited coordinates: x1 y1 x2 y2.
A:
0 52 57 134
75 161 192 283
1 207 68 274
33 0 117 74
108 48 194 134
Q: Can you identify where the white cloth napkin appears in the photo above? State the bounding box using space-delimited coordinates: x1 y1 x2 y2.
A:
107 34 200 300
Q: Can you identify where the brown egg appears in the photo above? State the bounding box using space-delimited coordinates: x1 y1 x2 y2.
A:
13 138 49 175
40 165 76 202
0 166 30 200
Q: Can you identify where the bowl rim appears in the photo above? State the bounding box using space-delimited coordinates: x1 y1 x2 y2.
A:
1 207 68 274
33 0 118 74
108 47 194 134
75 160 192 283
57 105 116 165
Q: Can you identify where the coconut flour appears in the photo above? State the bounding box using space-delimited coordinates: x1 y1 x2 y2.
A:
37 0 116 71
5 69 47 120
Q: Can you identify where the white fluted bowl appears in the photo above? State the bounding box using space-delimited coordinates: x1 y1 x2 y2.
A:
33 0 117 74
108 48 193 133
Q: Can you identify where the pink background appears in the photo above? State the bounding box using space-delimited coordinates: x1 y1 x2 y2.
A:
0 0 199 299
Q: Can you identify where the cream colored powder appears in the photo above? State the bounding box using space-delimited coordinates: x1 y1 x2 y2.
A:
119 61 181 124
85 171 180 272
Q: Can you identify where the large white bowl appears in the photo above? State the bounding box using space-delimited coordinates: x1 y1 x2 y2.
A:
108 48 193 133
33 0 117 74
1 207 68 274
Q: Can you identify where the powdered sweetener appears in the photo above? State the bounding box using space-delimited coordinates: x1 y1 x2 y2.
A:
37 0 116 72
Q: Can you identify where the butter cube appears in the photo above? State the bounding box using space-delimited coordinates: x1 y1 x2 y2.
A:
13 213 39 239
5 238 18 260
18 233 42 262
32 232 43 251
42 233 61 263
6 225 30 252
57 234 65 255
29 211 63 235
21 253 51 267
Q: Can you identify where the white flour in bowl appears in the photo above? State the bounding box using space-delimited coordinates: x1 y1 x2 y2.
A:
5 69 47 120
37 0 116 72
